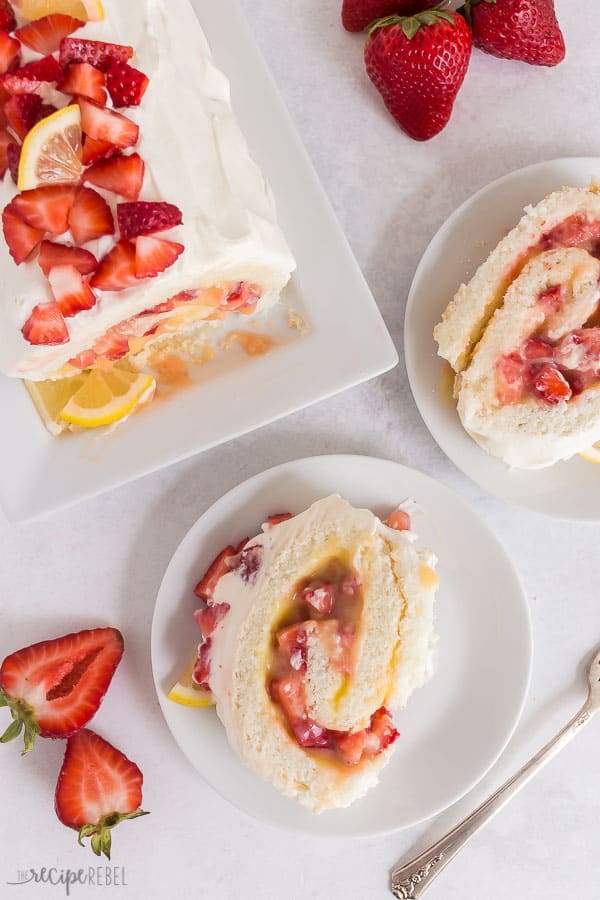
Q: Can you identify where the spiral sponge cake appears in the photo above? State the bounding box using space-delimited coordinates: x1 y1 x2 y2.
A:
192 495 438 812
435 185 600 468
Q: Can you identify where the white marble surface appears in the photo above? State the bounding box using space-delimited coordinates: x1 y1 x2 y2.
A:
1 0 599 897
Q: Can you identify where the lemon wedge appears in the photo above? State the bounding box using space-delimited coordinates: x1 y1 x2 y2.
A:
25 374 86 436
167 657 215 708
60 368 156 428
18 105 83 191
579 444 600 464
15 0 104 21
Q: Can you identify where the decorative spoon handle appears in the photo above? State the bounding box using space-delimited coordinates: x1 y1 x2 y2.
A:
391 645 600 899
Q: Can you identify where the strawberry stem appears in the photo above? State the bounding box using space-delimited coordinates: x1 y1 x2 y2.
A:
77 809 150 860
367 2 455 39
0 690 41 755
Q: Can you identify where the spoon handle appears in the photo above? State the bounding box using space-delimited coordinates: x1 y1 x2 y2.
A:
391 703 594 899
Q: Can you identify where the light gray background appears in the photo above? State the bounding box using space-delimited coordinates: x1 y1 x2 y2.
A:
1 1 598 898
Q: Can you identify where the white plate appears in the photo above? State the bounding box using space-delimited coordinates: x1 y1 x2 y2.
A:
151 454 532 837
406 157 600 521
0 0 397 523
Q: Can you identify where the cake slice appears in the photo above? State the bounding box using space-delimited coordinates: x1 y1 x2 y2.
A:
185 495 438 812
0 0 295 432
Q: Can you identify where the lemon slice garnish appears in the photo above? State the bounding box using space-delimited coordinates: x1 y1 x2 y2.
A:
167 657 215 708
60 368 155 428
18 105 83 191
579 444 600 464
15 0 104 21
25 374 86 436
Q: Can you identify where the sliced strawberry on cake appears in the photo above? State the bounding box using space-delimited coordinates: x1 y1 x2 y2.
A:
49 264 97 317
105 61 149 108
83 152 144 200
68 187 114 244
59 36 133 70
39 240 98 277
58 62 107 104
15 14 84 56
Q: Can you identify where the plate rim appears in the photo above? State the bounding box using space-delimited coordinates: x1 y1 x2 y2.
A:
150 452 533 837
405 155 600 522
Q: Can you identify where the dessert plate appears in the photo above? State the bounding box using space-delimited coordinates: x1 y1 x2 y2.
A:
151 454 532 837
0 0 397 524
406 157 600 520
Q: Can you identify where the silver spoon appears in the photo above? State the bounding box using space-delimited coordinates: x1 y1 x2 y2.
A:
391 645 600 899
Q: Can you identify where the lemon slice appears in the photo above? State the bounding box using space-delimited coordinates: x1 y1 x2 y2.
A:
18 105 83 191
579 444 600 464
25 374 86 436
167 657 215 708
15 0 104 21
60 368 156 428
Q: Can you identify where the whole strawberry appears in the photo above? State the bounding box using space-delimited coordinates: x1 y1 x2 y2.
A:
364 3 472 141
342 0 438 33
460 0 565 66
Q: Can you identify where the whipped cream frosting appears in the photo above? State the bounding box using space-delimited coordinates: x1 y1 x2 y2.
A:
0 0 295 379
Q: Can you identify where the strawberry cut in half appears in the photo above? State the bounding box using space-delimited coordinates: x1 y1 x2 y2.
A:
0 628 123 752
0 31 20 77
2 201 44 263
58 62 107 104
135 235 184 279
117 201 183 240
81 135 118 166
0 0 16 33
39 240 98 277
91 239 138 291
49 263 96 317
60 36 134 71
4 93 42 140
84 152 144 200
16 14 84 56
1 55 63 95
13 184 76 235
68 187 114 245
55 729 148 859
78 97 139 149
106 60 149 108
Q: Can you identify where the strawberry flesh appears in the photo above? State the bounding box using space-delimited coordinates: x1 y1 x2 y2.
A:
91 239 138 292
84 152 145 201
193 603 231 638
386 509 411 531
58 62 107 104
68 187 114 245
0 31 20 77
55 729 147 859
13 185 76 235
2 201 43 263
4 93 42 140
6 138 19 183
16 14 84 56
60 36 134 70
134 235 184 279
194 545 237 601
106 60 149 108
1 55 63 94
81 135 118 166
0 0 16 33
117 201 183 240
0 124 10 176
78 97 139 149
39 240 98 277
301 581 336 616
266 512 292 527
21 300 69 345
49 263 96 317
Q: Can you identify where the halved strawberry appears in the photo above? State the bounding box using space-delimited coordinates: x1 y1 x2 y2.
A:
81 135 117 165
6 138 19 182
0 125 10 176
68 187 114 244
58 62 106 104
92 325 130 359
1 55 62 94
21 300 69 345
13 184 76 235
4 93 41 139
0 31 19 76
0 0 16 33
49 264 96 317
16 14 84 56
117 201 183 240
90 240 137 291
84 152 144 200
55 729 148 859
194 545 237 602
39 240 97 277
193 603 231 638
105 60 149 108
59 36 133 70
0 628 123 752
386 509 411 532
2 202 43 263
78 97 138 149
135 235 184 279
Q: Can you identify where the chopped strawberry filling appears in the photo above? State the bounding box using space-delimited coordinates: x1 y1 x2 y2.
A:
194 545 237 602
542 216 600 252
386 509 412 531
302 581 335 616
193 603 231 638
266 512 293 527
228 544 264 586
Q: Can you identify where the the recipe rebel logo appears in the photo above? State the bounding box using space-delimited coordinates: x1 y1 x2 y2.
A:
6 866 128 896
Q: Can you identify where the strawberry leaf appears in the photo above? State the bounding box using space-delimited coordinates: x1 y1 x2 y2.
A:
0 718 23 744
